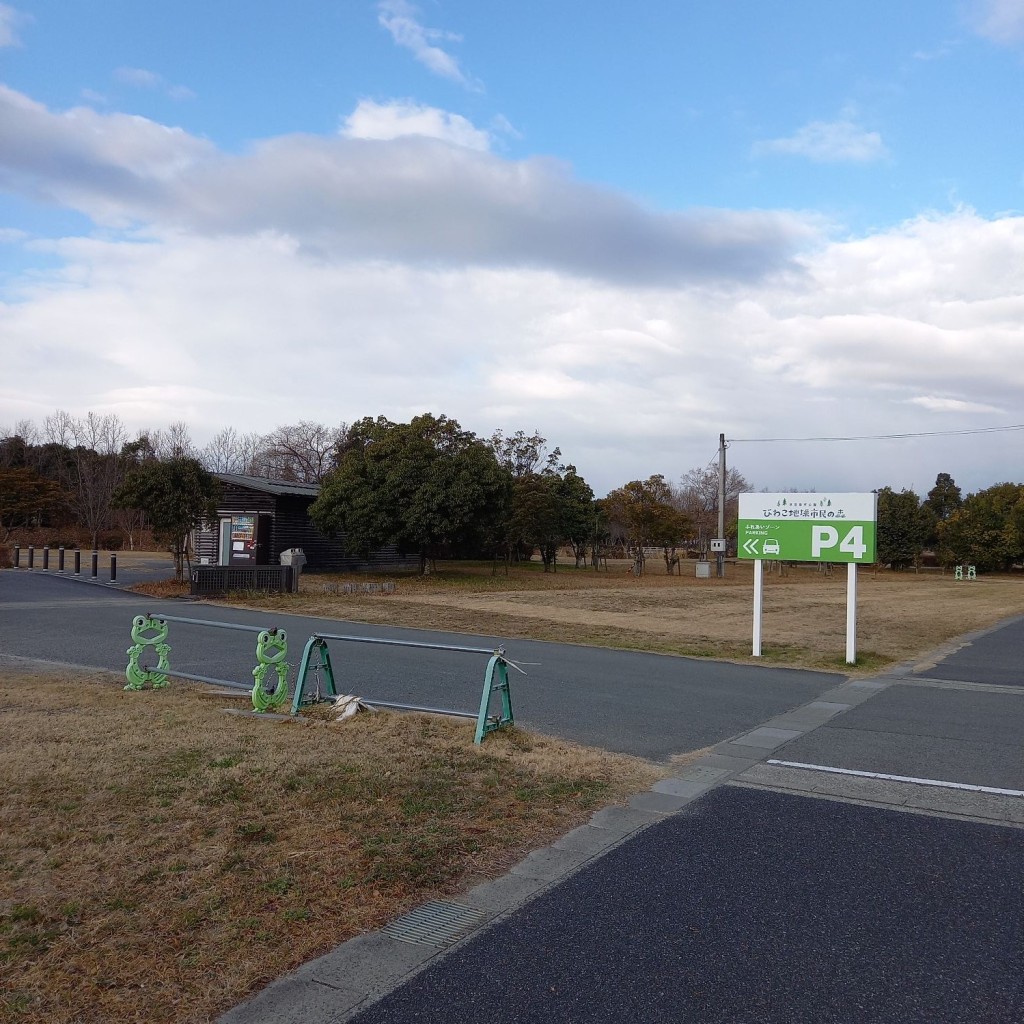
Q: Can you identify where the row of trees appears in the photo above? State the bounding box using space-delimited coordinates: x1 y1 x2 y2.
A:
0 413 346 548
308 416 758 575
1 411 741 575
4 412 1022 576
877 473 1024 572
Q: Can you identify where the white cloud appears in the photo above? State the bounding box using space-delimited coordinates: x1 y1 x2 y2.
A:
115 67 162 89
909 396 1005 413
0 86 811 285
0 86 215 223
969 0 1024 45
342 99 491 150
1 210 1022 496
377 0 479 90
114 66 195 101
754 118 887 163
912 41 957 61
0 3 26 47
1 84 1021 495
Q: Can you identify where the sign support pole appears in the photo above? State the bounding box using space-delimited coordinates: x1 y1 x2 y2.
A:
846 563 857 664
752 558 763 656
717 432 726 578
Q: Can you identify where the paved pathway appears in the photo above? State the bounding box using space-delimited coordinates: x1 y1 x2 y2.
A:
0 567 841 759
220 612 1024 1024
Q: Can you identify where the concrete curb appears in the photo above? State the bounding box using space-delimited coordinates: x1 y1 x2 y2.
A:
219 672 892 1023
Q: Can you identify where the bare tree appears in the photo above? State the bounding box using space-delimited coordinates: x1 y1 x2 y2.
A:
236 432 266 475
43 410 129 548
674 465 750 555
0 419 41 449
201 427 246 473
148 421 197 460
0 419 40 469
253 421 346 482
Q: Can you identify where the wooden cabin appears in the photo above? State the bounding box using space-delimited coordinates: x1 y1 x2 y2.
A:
191 474 417 573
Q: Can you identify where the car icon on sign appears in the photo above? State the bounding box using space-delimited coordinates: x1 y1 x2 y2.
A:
762 539 780 555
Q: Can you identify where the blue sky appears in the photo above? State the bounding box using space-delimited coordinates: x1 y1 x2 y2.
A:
0 1 1022 495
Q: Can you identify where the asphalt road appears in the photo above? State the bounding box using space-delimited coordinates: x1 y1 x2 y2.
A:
772 683 1024 790
916 617 1024 687
351 786 1024 1024
0 568 842 759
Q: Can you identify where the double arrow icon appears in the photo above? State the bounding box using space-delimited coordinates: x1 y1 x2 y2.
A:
742 539 760 556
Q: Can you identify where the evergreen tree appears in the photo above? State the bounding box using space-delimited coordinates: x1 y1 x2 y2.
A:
113 458 221 580
311 414 509 574
876 486 929 570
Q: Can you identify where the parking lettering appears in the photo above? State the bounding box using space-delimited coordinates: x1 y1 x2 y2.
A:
811 525 839 557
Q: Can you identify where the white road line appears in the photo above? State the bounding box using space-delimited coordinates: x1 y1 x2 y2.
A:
765 759 1024 798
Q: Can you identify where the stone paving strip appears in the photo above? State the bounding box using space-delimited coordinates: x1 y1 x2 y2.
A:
219 675 894 1024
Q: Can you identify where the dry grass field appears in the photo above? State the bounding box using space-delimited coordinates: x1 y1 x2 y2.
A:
215 559 1024 673
0 672 667 1023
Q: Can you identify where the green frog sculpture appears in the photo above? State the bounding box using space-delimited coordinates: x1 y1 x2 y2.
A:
125 614 171 691
251 628 289 712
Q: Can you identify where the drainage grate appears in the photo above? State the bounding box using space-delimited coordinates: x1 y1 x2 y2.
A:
382 900 487 947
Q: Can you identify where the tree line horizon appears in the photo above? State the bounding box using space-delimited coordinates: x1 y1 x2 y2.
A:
1 411 1021 576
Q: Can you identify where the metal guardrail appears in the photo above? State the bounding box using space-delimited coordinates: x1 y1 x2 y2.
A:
122 611 522 742
291 632 519 744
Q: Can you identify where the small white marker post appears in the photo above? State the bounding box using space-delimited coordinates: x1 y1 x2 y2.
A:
846 563 857 664
752 559 764 656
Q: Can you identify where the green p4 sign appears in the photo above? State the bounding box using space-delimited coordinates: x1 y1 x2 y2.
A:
737 493 877 564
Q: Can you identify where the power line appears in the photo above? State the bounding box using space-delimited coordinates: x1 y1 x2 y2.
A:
729 424 1024 444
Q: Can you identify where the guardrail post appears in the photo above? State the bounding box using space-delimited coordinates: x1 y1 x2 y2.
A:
27 545 34 569
110 554 117 582
42 546 49 571
475 653 514 744
74 549 81 575
291 636 338 714
12 545 19 568
58 546 65 572
91 551 98 578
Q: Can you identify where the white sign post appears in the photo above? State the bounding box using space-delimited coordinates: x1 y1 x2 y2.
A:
752 558 764 657
846 563 857 664
738 492 877 665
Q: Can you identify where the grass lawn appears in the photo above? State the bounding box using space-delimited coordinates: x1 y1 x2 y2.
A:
0 671 667 1023
150 558 1024 674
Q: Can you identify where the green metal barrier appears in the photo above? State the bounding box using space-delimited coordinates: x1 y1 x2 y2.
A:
125 613 289 713
290 632 519 744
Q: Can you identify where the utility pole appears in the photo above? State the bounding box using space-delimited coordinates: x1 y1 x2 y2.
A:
717 432 726 578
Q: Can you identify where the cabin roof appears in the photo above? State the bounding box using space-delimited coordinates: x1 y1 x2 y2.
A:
215 473 320 498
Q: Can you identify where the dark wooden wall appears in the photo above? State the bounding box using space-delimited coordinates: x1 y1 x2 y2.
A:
192 482 418 573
